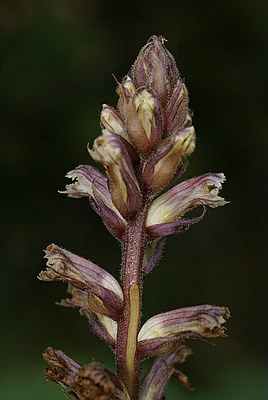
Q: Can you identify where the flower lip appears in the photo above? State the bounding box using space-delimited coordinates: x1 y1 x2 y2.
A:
138 305 230 341
139 345 193 400
60 164 127 239
137 305 230 358
38 244 124 318
146 172 228 227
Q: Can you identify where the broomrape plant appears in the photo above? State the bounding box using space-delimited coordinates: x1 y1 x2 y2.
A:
38 36 230 400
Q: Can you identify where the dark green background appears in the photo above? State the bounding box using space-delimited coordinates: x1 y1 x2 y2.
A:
1 1 267 399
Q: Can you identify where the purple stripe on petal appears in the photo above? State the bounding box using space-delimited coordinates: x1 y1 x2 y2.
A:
139 345 192 400
143 238 166 276
60 164 106 198
146 173 228 227
60 164 127 239
138 305 230 358
85 311 117 348
146 208 206 240
138 337 179 359
89 130 141 218
58 285 117 346
43 348 130 400
38 244 123 319
142 128 195 193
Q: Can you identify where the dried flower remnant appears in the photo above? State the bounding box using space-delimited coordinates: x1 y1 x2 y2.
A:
43 347 130 400
39 35 230 400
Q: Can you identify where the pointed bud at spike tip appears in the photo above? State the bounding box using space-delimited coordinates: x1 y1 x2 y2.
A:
130 36 179 105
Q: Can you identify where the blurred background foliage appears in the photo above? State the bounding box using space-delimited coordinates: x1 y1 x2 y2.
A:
1 0 267 399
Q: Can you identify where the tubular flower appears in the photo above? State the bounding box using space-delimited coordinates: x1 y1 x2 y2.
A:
142 126 196 193
39 35 230 400
101 104 127 138
139 345 193 400
137 305 230 358
117 77 162 153
146 173 228 239
89 130 142 218
38 244 123 319
60 164 126 238
43 347 130 400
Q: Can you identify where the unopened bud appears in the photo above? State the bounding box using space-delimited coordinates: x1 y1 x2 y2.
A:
118 77 161 153
89 130 141 218
122 75 136 95
164 80 191 134
142 126 196 193
130 35 179 105
134 89 156 141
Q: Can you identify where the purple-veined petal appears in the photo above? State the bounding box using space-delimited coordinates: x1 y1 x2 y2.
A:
130 35 179 105
60 165 127 239
142 127 195 193
85 310 117 348
38 244 123 319
146 208 206 240
90 183 126 240
138 305 230 358
100 107 140 164
142 238 166 276
164 79 191 134
58 284 117 347
139 345 192 400
146 173 228 228
60 164 105 198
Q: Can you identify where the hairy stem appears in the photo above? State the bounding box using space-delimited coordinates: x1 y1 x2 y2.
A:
116 206 148 399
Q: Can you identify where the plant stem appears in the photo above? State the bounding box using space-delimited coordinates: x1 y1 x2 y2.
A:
116 206 148 399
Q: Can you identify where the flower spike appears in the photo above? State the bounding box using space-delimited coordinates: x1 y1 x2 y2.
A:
40 36 230 400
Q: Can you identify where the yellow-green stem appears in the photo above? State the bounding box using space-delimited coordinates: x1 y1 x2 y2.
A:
126 283 140 397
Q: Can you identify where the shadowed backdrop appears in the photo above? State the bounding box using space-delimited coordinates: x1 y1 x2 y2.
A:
1 0 267 399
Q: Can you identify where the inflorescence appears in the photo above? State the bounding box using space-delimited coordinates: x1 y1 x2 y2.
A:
38 36 230 400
